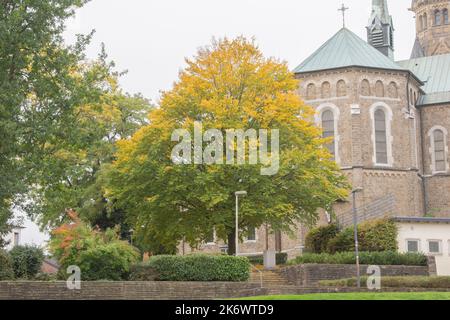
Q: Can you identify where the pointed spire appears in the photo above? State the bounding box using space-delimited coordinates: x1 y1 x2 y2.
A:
369 0 391 25
367 0 395 59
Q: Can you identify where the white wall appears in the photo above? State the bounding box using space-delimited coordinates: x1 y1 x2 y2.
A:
397 222 450 276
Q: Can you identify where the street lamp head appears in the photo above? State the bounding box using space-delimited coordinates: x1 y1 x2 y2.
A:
235 191 247 196
352 187 363 194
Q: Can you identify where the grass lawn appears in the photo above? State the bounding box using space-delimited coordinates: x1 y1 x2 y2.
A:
242 292 450 300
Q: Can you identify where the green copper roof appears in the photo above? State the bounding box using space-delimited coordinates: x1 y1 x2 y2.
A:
294 28 406 74
397 53 450 105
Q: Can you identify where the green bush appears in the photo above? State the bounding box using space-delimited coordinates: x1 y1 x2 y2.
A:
326 227 354 254
138 254 251 282
129 263 160 281
0 250 14 280
50 213 140 281
359 218 398 252
247 253 288 266
288 251 427 266
320 276 450 289
9 245 45 279
77 242 140 281
305 224 340 254
305 218 398 254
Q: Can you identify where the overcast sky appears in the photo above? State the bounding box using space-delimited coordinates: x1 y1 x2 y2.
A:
64 0 417 103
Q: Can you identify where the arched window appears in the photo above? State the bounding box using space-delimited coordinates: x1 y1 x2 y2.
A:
336 80 347 97
361 79 371 96
375 109 388 164
387 82 398 99
444 9 449 24
433 129 446 172
375 80 384 97
434 10 441 26
420 15 424 31
321 81 331 99
322 110 335 158
306 83 316 100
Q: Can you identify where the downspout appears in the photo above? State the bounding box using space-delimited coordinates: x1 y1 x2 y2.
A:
419 106 428 216
408 75 428 216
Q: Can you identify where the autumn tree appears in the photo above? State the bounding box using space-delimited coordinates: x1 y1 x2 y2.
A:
107 37 349 255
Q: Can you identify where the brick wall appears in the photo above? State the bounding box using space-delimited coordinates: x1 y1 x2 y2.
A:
278 264 430 287
0 281 266 300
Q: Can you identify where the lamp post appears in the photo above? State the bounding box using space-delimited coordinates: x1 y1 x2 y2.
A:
235 191 247 256
352 187 363 288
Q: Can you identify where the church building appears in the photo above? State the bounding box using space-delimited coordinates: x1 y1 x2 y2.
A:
184 0 450 258
295 0 450 224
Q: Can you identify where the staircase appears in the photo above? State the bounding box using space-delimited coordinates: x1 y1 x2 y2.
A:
249 270 291 287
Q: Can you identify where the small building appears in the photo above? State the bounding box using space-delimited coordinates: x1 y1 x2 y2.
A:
394 217 450 276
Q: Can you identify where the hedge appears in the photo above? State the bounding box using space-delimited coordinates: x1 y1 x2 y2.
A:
305 218 398 254
131 254 251 282
320 276 450 289
305 224 340 254
288 251 427 266
9 245 45 279
0 250 14 280
247 253 288 266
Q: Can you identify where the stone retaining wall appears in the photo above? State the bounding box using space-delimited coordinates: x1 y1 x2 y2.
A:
278 264 430 287
0 281 266 300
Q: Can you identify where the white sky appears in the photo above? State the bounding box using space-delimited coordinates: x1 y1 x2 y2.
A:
64 0 417 103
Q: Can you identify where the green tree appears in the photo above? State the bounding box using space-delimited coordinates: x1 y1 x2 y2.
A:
107 37 349 255
24 56 152 233
0 0 91 236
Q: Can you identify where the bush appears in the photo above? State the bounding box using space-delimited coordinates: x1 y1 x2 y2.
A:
247 253 288 266
305 224 340 254
305 218 398 254
50 210 140 281
320 276 450 289
9 245 45 279
129 263 160 281
288 251 427 266
77 242 140 281
135 254 251 282
0 250 14 280
326 227 354 254
358 218 398 252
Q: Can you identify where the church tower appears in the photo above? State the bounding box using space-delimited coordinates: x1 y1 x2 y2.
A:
411 0 450 58
367 0 395 59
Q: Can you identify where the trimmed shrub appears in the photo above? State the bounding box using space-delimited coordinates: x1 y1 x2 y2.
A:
288 251 427 266
137 254 251 282
305 224 340 254
359 218 398 252
326 227 354 254
9 245 45 279
305 218 398 254
77 242 140 281
247 253 288 266
320 276 450 289
0 250 14 280
129 263 160 281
